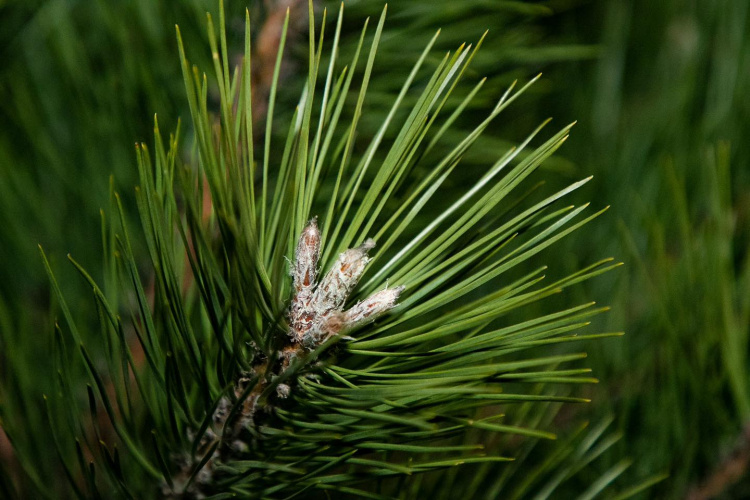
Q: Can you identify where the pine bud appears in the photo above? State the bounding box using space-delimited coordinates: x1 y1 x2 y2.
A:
313 239 375 314
344 285 404 328
287 222 404 349
289 219 321 343
292 218 320 292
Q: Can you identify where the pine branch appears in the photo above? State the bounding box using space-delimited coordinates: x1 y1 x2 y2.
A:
29 1 640 498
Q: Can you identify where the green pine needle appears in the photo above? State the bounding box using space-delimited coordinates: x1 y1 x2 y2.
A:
28 1 638 498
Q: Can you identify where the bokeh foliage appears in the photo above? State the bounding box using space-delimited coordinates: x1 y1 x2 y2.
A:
565 1 750 497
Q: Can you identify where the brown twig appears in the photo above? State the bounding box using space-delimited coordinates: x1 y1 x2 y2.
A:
686 423 750 500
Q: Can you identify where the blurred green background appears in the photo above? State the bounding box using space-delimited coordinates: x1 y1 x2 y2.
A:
1 0 748 497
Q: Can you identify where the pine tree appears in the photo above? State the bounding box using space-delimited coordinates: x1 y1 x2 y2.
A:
1 2 664 498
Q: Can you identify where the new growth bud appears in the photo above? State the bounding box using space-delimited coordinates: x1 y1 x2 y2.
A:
343 285 405 329
287 220 403 349
289 219 321 343
313 239 375 314
292 218 320 292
